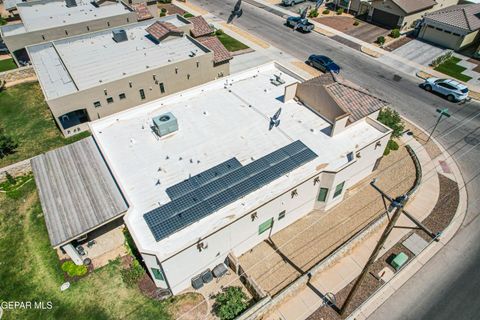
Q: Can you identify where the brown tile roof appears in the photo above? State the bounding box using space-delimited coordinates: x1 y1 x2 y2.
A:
301 73 390 123
197 36 233 63
146 21 184 41
387 0 435 14
188 16 213 38
424 4 480 32
132 3 153 21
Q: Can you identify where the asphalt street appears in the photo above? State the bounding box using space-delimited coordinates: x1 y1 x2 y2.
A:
191 0 480 319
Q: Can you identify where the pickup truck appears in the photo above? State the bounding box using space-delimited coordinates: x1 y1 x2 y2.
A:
286 16 314 32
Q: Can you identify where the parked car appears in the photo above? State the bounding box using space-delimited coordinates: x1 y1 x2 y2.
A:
282 0 306 6
286 16 315 32
422 77 469 102
307 55 341 74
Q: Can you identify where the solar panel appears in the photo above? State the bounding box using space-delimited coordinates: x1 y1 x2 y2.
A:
144 140 317 241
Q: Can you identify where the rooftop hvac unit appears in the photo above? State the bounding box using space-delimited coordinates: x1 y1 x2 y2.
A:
65 0 77 8
153 112 178 137
112 29 128 43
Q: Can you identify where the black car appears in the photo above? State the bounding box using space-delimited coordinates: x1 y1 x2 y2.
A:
307 55 340 74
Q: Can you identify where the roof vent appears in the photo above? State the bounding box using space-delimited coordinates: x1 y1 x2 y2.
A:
65 0 77 8
153 112 178 137
112 29 128 43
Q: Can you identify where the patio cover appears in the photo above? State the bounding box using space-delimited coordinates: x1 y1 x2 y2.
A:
31 137 128 247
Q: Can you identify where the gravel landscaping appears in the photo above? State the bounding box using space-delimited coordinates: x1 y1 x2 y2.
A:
403 119 442 160
239 145 416 296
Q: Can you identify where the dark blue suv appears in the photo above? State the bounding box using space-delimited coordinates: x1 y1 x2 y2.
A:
307 55 340 74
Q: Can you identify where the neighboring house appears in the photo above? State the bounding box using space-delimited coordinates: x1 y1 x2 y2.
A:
418 4 480 51
0 0 144 63
188 15 214 38
26 15 232 136
31 62 392 295
339 0 459 29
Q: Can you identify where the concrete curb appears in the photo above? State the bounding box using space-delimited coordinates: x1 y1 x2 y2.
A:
347 117 468 320
360 46 383 58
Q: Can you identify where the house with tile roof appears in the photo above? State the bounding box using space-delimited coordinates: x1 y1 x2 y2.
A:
418 3 480 50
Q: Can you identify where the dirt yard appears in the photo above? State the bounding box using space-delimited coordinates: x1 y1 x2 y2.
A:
315 16 389 43
239 144 416 296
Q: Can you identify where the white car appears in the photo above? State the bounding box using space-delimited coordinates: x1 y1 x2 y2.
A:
423 77 469 102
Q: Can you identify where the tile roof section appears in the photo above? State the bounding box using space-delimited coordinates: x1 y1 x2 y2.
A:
424 4 480 32
133 3 154 21
198 36 233 63
188 16 213 37
390 0 436 14
146 21 183 41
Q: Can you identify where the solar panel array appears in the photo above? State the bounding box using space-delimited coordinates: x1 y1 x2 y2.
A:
144 140 318 241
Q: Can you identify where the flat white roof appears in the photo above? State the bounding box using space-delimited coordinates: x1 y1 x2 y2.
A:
13 0 130 34
27 17 205 100
90 62 387 260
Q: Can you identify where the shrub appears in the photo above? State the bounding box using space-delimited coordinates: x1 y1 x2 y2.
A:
0 127 18 159
378 108 405 138
308 9 319 18
322 9 330 14
158 0 172 3
383 146 391 156
214 286 249 320
120 259 145 287
215 29 224 36
431 51 453 68
387 139 399 151
336 8 344 15
160 8 167 13
61 261 88 277
183 13 194 18
5 172 16 185
376 36 385 45
353 20 360 26
0 18 6 26
160 12 166 17
390 28 401 38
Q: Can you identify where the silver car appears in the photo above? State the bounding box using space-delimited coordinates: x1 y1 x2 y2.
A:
282 0 306 6
423 77 469 102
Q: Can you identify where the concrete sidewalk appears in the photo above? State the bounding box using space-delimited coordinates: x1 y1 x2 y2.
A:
263 124 466 320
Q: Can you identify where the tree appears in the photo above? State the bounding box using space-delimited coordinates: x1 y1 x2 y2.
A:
0 127 18 159
213 286 249 320
377 108 405 138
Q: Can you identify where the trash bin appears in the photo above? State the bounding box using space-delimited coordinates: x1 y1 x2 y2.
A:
390 252 408 270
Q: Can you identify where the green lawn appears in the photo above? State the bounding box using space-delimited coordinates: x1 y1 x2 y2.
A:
0 180 174 320
434 57 472 82
216 33 249 52
0 58 17 72
0 82 90 168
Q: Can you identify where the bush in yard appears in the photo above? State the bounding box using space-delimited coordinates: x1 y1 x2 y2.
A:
378 107 405 138
183 13 194 18
158 0 172 3
383 146 391 156
0 127 18 159
309 9 319 18
214 286 249 320
121 259 145 287
336 8 344 15
376 36 385 45
322 9 330 14
390 28 401 38
160 12 166 17
61 261 88 277
5 172 16 185
0 18 6 26
387 139 399 151
160 7 167 13
430 51 453 68
353 20 360 26
215 29 224 36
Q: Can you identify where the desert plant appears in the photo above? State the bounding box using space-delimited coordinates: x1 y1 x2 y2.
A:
322 9 330 14
183 13 194 18
376 36 385 45
214 286 249 320
309 9 319 18
0 127 18 159
378 108 405 138
430 51 453 68
353 20 360 26
215 29 224 36
61 261 88 277
390 28 401 38
336 8 344 15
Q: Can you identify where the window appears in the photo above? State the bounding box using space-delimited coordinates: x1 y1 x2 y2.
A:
106 97 114 104
427 25 434 29
278 211 286 220
139 89 145 100
333 182 345 199
119 93 126 100
65 30 68 35
453 33 460 36
127 18 130 23
435 27 443 31
317 188 328 202
444 30 452 34
151 268 164 281
196 61 199 68
86 26 90 31
93 101 101 108
159 82 165 93
107 21 110 27
129 81 132 88
347 152 354 162
187 74 190 80
258 218 273 234
41 35 45 40
175 67 178 74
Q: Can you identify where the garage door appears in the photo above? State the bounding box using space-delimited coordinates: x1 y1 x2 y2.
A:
371 9 400 28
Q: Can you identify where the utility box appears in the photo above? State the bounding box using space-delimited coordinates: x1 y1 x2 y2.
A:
153 112 178 137
390 252 408 271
